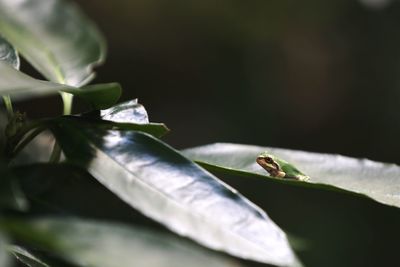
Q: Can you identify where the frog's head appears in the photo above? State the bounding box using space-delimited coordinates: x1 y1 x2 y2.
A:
256 152 286 178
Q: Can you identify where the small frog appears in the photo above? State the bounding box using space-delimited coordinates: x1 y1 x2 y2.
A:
256 152 310 181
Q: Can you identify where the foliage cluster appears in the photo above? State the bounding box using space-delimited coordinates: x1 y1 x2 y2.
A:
0 1 399 267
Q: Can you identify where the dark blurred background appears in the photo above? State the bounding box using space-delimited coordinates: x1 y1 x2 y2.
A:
77 0 400 164
14 0 400 266
18 0 400 163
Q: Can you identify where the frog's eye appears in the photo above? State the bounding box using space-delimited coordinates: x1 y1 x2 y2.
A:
265 157 273 163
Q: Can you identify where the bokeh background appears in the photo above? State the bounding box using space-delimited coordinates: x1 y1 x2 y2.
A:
16 0 400 266
20 0 400 163
79 0 400 163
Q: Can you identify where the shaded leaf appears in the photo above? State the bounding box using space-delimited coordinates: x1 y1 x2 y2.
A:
0 62 120 109
51 122 300 267
0 35 19 69
6 217 244 267
11 131 55 165
8 245 50 267
0 112 7 153
0 164 28 211
182 143 400 208
0 0 105 86
71 83 121 110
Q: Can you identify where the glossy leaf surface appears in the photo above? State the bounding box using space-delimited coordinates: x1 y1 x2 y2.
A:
51 122 300 266
77 99 168 137
183 143 400 208
0 0 105 86
58 116 168 139
0 62 120 109
8 246 50 267
97 99 168 137
0 35 19 69
101 99 149 124
7 218 243 267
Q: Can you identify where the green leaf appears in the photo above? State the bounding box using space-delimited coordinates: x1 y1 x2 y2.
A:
80 99 169 137
5 217 245 267
0 35 19 69
51 122 301 267
66 116 169 137
0 0 106 86
53 117 168 140
182 143 400 208
0 62 121 109
0 233 12 267
101 99 150 124
99 99 169 136
8 246 50 267
70 83 121 110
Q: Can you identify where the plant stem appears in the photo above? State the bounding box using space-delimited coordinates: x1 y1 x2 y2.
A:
2 95 14 118
49 92 73 162
61 92 73 115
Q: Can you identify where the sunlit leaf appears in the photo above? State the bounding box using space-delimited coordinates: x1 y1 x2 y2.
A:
182 143 400 208
6 218 244 267
51 122 301 267
0 0 106 86
101 99 149 124
0 35 19 69
56 117 168 140
79 99 169 137
0 62 120 109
